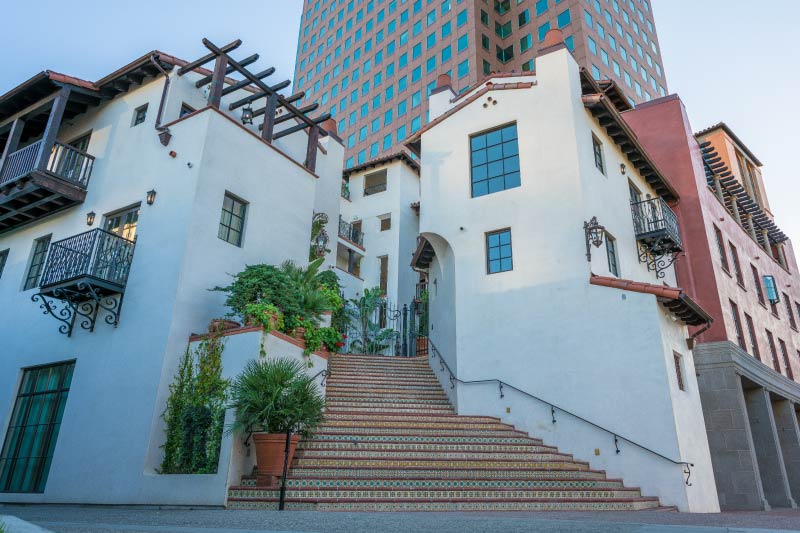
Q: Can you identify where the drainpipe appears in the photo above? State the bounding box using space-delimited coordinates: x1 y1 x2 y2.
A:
149 54 173 146
687 319 713 351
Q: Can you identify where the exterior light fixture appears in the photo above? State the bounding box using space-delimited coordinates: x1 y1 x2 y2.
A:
146 189 157 205
583 216 606 261
241 105 254 125
620 163 627 175
86 211 96 226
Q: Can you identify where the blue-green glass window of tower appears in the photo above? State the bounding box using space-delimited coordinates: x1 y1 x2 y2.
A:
535 0 548 16
537 22 550 41
764 275 780 304
557 9 571 28
469 123 520 198
457 59 469 79
0 361 75 493
486 229 513 274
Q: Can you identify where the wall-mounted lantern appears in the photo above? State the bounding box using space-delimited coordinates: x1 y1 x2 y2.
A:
584 216 606 261
86 211 96 226
146 189 157 206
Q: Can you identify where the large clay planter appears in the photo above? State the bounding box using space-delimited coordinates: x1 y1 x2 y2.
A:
293 326 306 340
253 433 301 481
208 319 240 333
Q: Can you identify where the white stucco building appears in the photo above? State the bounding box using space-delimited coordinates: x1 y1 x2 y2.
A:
404 32 720 512
0 43 341 505
337 153 421 306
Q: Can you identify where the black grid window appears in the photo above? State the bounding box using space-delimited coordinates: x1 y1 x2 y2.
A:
470 123 520 198
673 352 685 391
745 313 761 361
23 236 51 291
0 361 75 493
132 104 148 126
730 300 746 350
0 249 8 279
592 134 605 174
486 229 513 274
218 193 247 247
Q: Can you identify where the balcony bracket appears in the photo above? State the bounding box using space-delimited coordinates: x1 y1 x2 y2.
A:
32 282 124 337
637 244 681 280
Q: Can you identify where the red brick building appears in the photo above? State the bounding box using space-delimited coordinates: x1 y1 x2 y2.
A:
625 96 800 511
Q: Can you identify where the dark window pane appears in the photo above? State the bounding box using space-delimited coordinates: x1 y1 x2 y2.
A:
470 123 521 197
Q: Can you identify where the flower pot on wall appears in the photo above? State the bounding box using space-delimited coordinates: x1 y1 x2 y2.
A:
208 319 240 333
293 326 306 340
253 433 301 486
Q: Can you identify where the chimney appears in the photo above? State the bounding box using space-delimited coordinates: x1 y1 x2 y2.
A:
429 72 457 121
540 28 567 55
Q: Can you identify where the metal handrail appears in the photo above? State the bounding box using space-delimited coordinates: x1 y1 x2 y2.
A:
630 197 682 248
363 182 387 196
426 339 694 486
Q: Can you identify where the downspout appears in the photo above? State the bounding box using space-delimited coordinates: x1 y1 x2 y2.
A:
687 319 713 350
149 54 173 146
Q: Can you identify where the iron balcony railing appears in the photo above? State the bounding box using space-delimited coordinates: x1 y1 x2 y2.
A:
363 182 387 196
0 140 95 187
338 216 364 247
630 197 682 250
39 229 135 291
341 180 351 200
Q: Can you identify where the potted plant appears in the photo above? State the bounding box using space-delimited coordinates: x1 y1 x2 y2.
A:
208 318 240 333
228 358 325 489
244 303 285 333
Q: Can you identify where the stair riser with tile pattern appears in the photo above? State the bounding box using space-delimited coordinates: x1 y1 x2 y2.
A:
227 354 661 511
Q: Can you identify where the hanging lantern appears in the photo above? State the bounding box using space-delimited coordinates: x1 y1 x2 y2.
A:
241 105 254 125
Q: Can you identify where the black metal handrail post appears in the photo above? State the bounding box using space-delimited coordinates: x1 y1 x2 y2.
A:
426 338 693 486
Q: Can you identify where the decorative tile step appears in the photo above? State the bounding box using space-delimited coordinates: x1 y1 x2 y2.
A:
326 378 444 386
325 397 452 406
280 477 626 490
297 441 556 453
291 458 590 470
321 413 502 424
294 449 574 462
325 384 446 393
227 498 661 512
329 362 431 370
324 405 454 414
313 428 530 437
325 388 449 397
284 467 608 480
306 434 544 445
228 487 644 502
318 420 514 431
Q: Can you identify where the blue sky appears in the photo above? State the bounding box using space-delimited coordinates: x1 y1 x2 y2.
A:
1 0 798 254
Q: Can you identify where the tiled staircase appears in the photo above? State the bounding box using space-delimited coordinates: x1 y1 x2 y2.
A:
227 354 662 511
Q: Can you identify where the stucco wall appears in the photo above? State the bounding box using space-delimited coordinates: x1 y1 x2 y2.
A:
417 48 717 511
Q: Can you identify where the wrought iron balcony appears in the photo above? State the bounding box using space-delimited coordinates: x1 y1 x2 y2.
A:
631 197 683 278
338 216 364 247
363 182 387 196
0 140 95 234
32 229 135 337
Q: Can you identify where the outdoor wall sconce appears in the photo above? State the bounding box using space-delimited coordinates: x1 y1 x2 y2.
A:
146 189 157 205
584 217 606 261
241 105 254 125
86 211 96 226
620 163 627 175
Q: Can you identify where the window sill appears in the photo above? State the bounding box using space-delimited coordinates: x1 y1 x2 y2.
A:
721 267 732 278
737 282 747 291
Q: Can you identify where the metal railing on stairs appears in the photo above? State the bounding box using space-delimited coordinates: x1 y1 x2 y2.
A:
426 339 694 486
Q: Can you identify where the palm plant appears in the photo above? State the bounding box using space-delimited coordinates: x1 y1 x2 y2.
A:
279 258 331 325
228 357 325 437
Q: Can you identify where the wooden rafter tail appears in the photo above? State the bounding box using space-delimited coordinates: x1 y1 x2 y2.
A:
272 113 332 140
220 68 276 96
195 54 259 87
229 91 266 111
178 39 242 75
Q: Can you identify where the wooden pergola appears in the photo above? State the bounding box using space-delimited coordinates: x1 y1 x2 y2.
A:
179 38 331 172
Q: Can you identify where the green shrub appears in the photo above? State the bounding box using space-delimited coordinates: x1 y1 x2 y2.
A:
213 265 304 325
160 333 229 474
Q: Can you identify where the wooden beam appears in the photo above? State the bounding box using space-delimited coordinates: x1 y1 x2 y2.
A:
1 118 25 163
207 55 228 109
305 125 320 172
228 91 266 111
272 113 331 140
260 93 279 143
178 39 242 75
220 68 276 96
34 87 70 171
257 103 318 121
195 54 259 87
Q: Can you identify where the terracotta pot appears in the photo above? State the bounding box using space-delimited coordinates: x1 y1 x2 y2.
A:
208 319 240 333
293 326 306 339
253 433 301 478
245 311 279 330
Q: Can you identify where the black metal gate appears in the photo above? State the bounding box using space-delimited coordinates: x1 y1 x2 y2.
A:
338 285 428 357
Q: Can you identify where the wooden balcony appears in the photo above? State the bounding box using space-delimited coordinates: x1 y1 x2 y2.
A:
0 140 95 234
